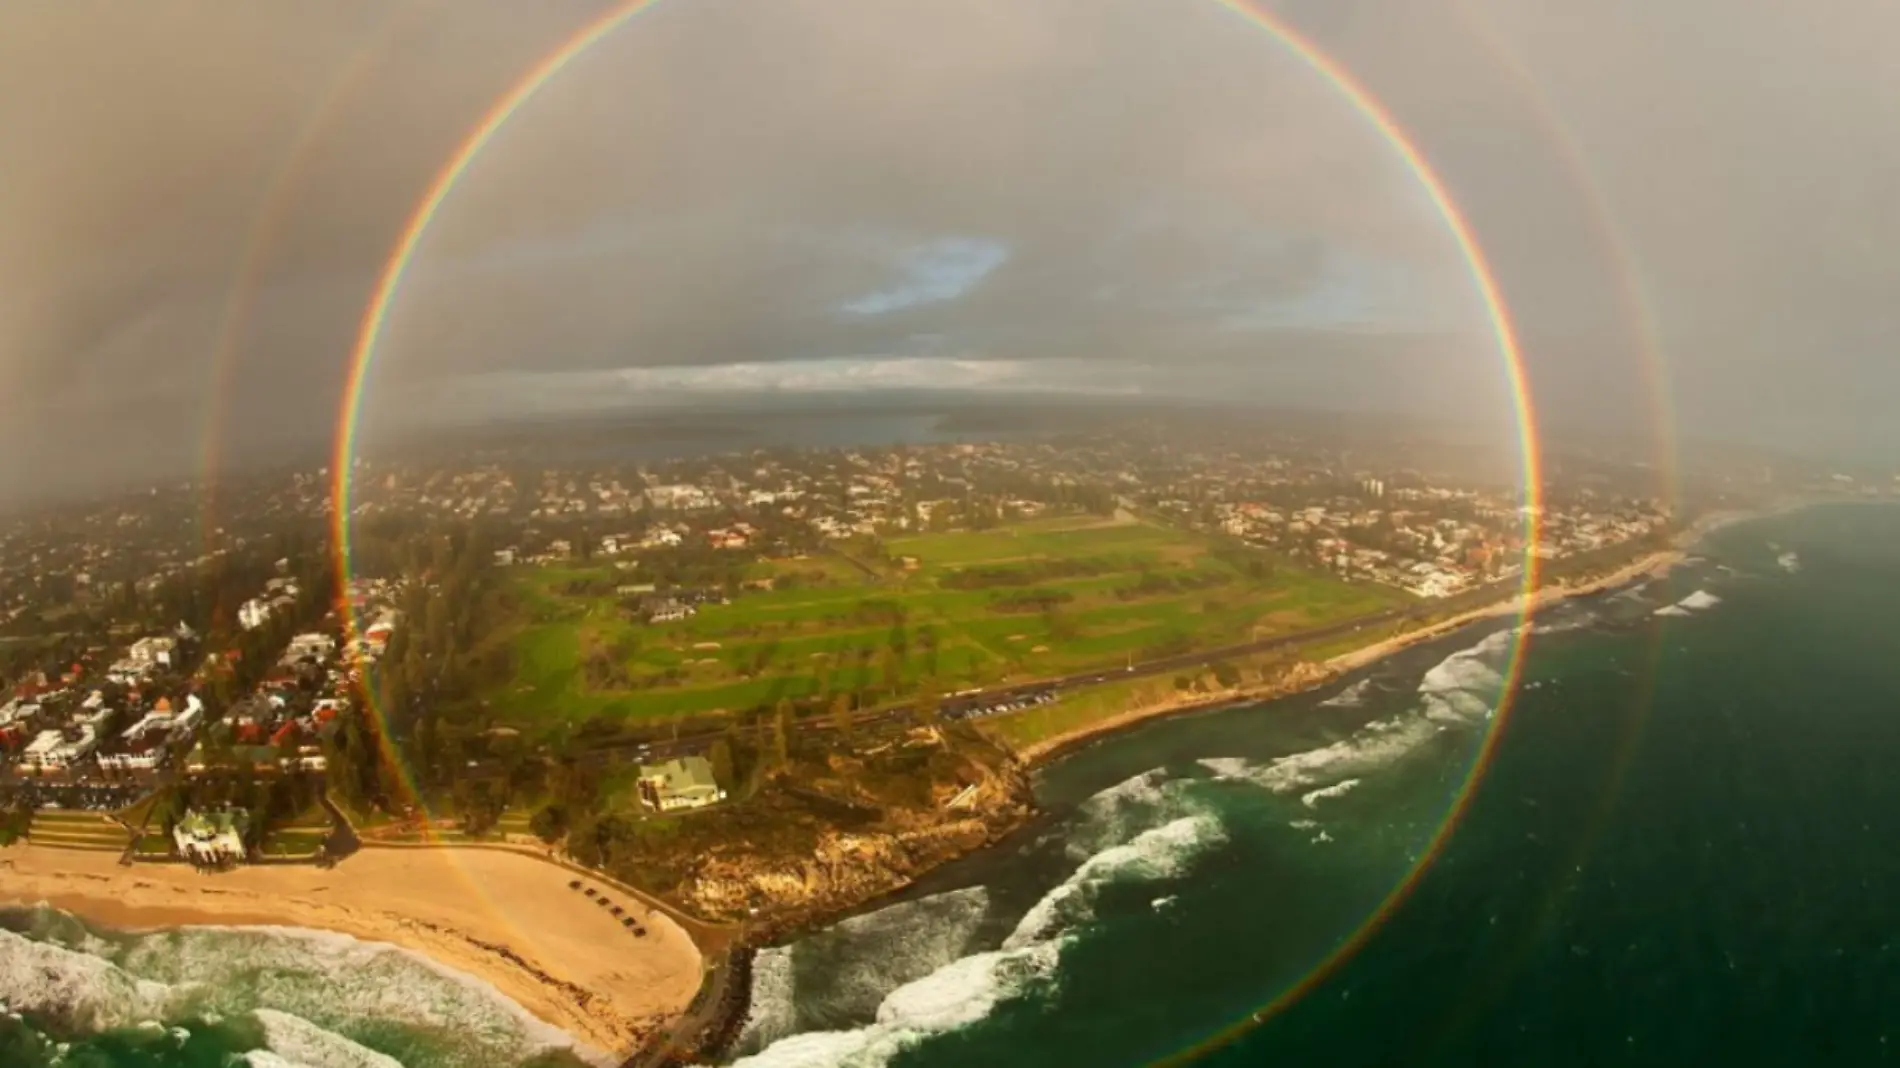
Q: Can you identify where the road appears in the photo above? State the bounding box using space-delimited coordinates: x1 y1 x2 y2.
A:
570 581 1527 769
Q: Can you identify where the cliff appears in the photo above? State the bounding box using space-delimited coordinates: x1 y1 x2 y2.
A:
603 728 1036 936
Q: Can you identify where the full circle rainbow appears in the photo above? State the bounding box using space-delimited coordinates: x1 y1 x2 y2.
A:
330 0 1548 1053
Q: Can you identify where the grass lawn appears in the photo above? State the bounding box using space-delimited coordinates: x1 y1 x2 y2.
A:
28 810 130 851
482 516 1405 732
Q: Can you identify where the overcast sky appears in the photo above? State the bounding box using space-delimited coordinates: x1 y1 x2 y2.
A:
2 0 1895 502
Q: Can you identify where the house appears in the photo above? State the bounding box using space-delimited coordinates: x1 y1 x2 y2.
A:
283 632 337 664
635 756 727 812
173 808 250 867
19 725 97 772
127 636 177 668
238 598 272 631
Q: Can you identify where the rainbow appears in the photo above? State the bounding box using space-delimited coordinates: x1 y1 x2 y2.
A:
1451 0 1681 512
196 1 438 556
330 0 1551 1041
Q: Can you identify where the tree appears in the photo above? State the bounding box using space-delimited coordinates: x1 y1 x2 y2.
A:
1211 661 1242 689
830 692 854 739
709 736 736 792
772 698 794 770
915 678 941 726
529 803 568 844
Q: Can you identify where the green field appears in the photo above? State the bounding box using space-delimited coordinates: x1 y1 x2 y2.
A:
483 516 1404 728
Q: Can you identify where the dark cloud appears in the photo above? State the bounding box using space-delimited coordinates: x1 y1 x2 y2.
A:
1 0 1895 502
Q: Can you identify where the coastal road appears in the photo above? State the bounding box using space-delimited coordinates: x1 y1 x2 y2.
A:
570 591 1512 768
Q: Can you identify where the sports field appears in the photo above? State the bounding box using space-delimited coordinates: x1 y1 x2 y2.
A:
486 515 1403 727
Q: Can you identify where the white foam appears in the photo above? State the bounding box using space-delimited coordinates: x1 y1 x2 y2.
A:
1653 605 1691 618
732 802 1225 1068
1226 629 1508 798
1007 814 1224 951
1067 767 1196 858
0 928 171 1030
1240 715 1441 795
1300 779 1361 808
1320 679 1372 708
0 912 608 1068
133 924 605 1064
1151 895 1177 911
1778 552 1801 573
734 946 798 1055
1196 757 1251 779
1676 590 1722 611
255 1008 404 1068
727 937 1063 1068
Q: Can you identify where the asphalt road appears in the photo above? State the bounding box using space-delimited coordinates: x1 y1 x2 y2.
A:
569 584 1523 768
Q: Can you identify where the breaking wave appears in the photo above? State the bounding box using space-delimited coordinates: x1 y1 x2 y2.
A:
1658 589 1722 616
0 907 602 1068
732 887 993 1055
1205 628 1510 798
254 1008 406 1068
1301 779 1362 809
1320 679 1373 708
730 771 1226 1067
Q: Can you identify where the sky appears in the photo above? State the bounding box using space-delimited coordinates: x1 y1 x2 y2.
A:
2 0 1896 502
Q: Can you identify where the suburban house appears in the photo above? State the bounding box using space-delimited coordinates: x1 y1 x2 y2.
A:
238 597 272 630
635 756 727 812
173 808 251 867
19 725 98 772
282 632 337 664
127 636 177 669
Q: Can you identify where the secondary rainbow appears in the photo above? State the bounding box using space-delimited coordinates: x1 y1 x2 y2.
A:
197 2 438 560
330 0 1550 1038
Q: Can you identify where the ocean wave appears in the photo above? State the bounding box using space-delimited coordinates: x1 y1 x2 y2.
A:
1006 814 1225 952
731 794 1225 1067
124 923 600 1064
255 1008 404 1068
1300 779 1362 809
1196 757 1251 780
0 909 603 1068
734 947 798 1055
1657 589 1722 617
1320 679 1373 708
726 942 1063 1068
1214 628 1509 797
0 927 171 1031
1778 552 1801 573
1066 767 1201 859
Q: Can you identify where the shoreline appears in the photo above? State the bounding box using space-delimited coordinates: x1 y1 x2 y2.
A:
1012 516 1752 768
0 843 703 1061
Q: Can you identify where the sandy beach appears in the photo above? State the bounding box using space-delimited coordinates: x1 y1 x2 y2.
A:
0 843 703 1059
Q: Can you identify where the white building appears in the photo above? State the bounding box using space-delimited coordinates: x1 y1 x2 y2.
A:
173 809 250 867
20 726 98 771
238 597 273 631
283 632 337 663
127 636 177 668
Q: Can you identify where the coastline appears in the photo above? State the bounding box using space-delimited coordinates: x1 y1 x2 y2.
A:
0 842 703 1061
1011 514 1753 768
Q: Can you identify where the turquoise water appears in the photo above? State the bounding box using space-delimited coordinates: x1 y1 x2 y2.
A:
8 502 1896 1067
0 908 599 1067
726 501 1900 1067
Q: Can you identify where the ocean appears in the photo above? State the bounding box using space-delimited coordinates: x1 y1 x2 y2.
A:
6 501 1897 1067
